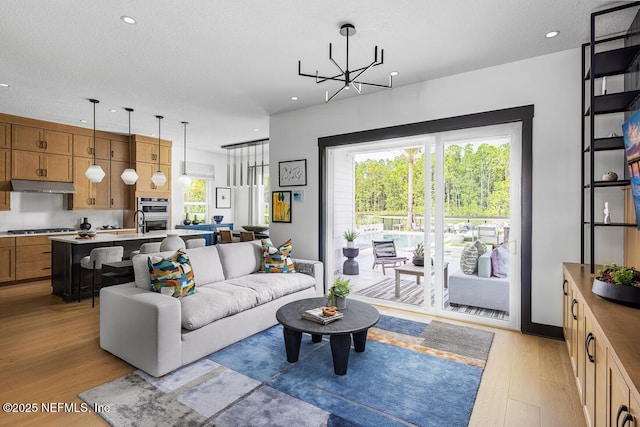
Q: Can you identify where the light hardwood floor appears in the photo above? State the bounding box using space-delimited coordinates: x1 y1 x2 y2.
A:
0 281 586 426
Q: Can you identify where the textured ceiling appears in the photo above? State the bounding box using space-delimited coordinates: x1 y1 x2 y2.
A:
0 0 633 152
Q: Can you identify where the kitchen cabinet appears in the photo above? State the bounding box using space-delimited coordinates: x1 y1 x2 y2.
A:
0 149 9 210
68 157 110 209
15 235 53 281
73 134 110 160
0 238 16 282
135 141 171 165
12 124 72 155
11 150 73 182
135 162 171 194
564 263 640 427
110 140 130 162
0 122 9 149
109 160 130 209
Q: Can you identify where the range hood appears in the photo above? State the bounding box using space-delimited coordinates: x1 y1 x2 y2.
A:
11 179 76 194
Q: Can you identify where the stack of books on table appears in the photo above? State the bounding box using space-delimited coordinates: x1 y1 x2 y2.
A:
301 307 343 325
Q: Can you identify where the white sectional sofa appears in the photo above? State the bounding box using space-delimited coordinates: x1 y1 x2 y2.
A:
100 242 323 377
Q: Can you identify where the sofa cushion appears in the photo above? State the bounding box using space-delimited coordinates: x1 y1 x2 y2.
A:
478 251 492 278
491 244 509 278
262 239 295 273
216 241 262 279
180 283 259 330
184 246 225 285
460 243 479 274
148 250 196 299
219 272 314 305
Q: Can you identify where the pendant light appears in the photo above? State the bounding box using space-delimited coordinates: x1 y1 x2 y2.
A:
120 107 139 185
151 115 167 187
85 99 106 183
178 121 192 186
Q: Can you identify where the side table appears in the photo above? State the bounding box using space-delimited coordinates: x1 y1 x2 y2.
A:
342 247 359 275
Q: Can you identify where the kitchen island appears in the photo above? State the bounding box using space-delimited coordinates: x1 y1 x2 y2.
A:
50 230 214 302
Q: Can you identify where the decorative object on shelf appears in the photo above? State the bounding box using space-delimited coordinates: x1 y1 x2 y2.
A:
327 277 351 310
213 215 224 224
593 263 640 307
151 115 167 187
215 187 231 208
272 191 292 223
602 75 607 95
192 215 199 225
298 23 396 102
183 213 191 226
77 230 97 239
159 233 185 252
343 229 359 248
604 202 611 224
178 121 192 187
80 217 92 230
120 107 139 185
242 225 269 233
84 99 105 183
609 132 619 137
602 171 618 181
412 242 425 266
279 159 307 187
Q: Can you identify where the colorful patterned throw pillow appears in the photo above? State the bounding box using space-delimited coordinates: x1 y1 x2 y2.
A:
148 250 196 298
261 239 295 273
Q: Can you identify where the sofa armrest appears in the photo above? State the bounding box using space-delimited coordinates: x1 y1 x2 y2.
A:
100 283 183 377
293 258 324 296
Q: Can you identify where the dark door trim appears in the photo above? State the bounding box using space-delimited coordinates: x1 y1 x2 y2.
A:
318 104 561 339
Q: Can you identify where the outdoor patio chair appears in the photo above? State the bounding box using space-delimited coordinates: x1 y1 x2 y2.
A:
371 240 408 275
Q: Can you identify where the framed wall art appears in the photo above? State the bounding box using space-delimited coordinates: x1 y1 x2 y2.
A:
279 159 307 187
215 187 231 209
272 191 292 223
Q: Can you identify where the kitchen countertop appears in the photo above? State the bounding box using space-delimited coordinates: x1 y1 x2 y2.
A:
48 229 214 244
0 228 137 239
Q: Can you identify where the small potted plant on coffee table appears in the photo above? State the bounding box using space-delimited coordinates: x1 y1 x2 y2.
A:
327 277 351 310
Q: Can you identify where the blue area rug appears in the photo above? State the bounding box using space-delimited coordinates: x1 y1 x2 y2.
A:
80 315 493 426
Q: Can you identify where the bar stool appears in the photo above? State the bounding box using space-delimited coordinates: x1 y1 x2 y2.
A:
186 238 206 248
129 242 162 258
80 246 124 307
218 229 235 244
240 231 255 242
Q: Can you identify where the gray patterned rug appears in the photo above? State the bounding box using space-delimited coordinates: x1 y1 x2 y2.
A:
354 276 424 305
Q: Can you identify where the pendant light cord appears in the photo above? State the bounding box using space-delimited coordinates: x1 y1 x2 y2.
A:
90 99 99 165
155 115 163 171
126 108 133 168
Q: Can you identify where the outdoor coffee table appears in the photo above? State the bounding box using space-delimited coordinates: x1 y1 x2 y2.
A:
394 262 449 297
275 297 379 375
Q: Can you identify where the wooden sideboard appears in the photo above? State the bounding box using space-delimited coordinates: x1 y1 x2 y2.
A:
563 263 640 426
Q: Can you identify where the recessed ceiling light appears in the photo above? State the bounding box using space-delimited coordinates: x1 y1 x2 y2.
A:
109 109 117 113
80 119 87 123
291 96 299 101
389 71 399 76
545 31 560 38
121 15 136 25
151 133 156 137
0 83 9 87
253 128 259 132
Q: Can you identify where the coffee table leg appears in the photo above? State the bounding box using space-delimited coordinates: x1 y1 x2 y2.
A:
311 334 323 343
330 334 351 375
395 269 401 297
353 329 369 352
282 327 302 363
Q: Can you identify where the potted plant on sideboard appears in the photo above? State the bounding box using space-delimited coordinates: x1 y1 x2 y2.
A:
593 263 640 307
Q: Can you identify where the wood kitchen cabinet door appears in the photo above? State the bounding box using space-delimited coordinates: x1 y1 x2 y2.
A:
110 140 130 162
12 150 72 182
135 162 171 193
74 135 110 159
0 122 10 149
70 157 110 209
0 238 15 282
13 124 72 155
0 149 9 210
110 160 129 209
12 150 41 180
92 158 111 209
41 153 73 182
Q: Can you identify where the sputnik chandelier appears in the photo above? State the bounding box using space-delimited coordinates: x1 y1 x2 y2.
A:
298 23 396 102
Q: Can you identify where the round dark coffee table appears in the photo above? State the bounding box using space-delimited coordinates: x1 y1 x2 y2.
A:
275 297 379 375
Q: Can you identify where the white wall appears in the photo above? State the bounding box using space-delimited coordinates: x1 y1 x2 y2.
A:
269 48 608 328
171 147 234 226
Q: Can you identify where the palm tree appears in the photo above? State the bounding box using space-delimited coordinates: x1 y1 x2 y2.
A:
404 148 422 230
